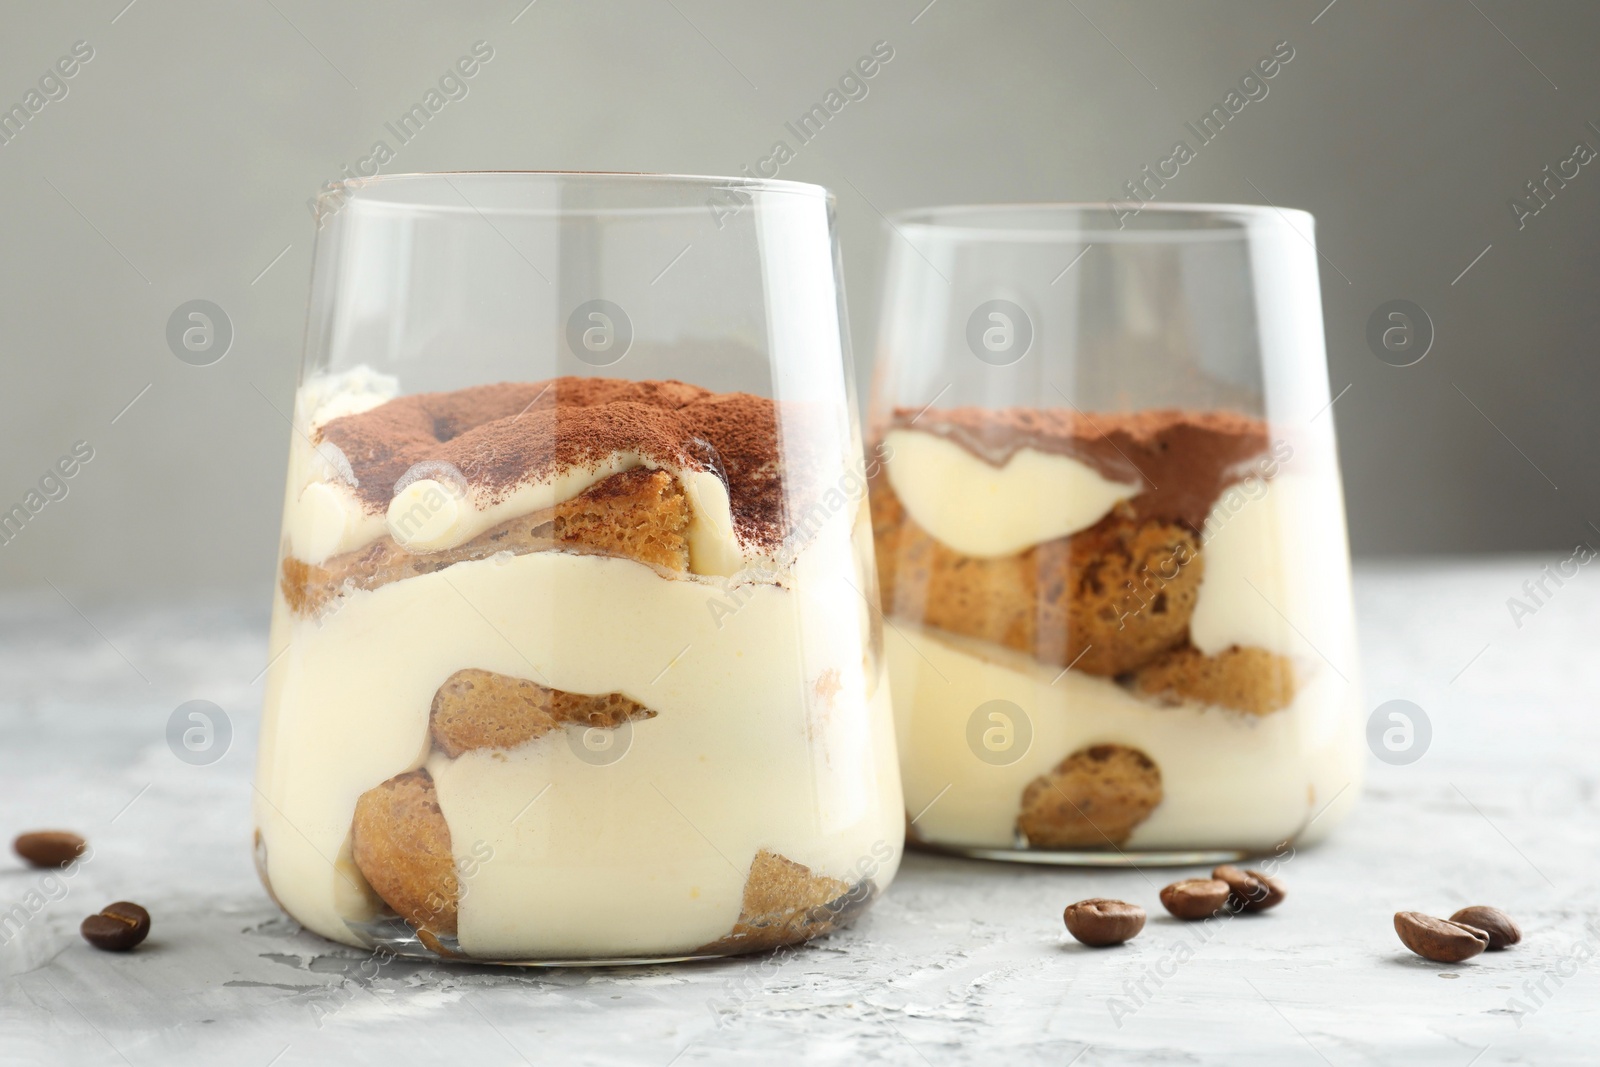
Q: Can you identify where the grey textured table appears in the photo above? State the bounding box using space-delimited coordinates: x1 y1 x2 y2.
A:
2 559 1597 1065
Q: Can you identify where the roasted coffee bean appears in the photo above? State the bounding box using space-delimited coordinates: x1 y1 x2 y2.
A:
13 831 86 869
1243 869 1286 911
81 902 150 952
1449 906 1521 951
1160 878 1231 920
1212 865 1286 912
1395 911 1489 963
1211 864 1256 908
1064 898 1145 947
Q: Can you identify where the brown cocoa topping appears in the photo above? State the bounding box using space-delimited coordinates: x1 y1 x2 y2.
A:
317 377 788 549
891 406 1272 531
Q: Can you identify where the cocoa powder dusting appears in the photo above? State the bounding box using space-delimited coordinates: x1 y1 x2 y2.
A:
890 406 1273 531
317 378 787 548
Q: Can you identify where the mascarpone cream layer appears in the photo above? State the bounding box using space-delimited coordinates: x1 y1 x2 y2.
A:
881 429 1141 558
1191 472 1357 663
891 622 1363 851
256 539 903 957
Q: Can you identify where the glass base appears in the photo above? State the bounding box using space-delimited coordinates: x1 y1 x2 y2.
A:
344 915 731 966
341 877 879 966
910 838 1250 868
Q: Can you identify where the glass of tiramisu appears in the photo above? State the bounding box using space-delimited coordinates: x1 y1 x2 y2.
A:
253 173 903 962
870 203 1363 863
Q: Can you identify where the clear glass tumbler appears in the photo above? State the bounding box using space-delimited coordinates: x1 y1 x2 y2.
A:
254 173 902 963
868 203 1363 864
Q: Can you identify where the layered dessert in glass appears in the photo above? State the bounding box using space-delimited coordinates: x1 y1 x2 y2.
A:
252 173 902 960
870 204 1363 861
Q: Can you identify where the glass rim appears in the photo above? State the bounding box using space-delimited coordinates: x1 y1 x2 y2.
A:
315 170 832 211
889 201 1314 242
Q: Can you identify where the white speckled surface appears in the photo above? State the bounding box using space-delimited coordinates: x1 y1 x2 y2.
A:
2 559 1597 1065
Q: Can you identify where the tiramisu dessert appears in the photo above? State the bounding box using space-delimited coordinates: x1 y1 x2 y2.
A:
254 369 903 960
874 406 1362 855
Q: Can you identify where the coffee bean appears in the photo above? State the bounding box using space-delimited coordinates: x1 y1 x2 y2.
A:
1395 911 1488 963
1160 878 1231 920
1243 869 1286 911
1212 865 1286 912
1211 865 1255 907
13 831 86 869
81 902 150 952
1064 898 1145 947
1449 906 1521 951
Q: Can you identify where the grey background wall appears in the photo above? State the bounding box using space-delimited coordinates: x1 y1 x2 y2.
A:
0 0 1596 600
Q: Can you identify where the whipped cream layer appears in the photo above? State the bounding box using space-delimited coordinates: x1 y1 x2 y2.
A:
257 466 902 959
891 623 1362 851
882 429 1141 558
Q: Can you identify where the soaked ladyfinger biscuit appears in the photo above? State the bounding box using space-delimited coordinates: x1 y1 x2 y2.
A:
429 668 658 758
350 769 459 937
283 468 690 616
1016 744 1163 849
872 481 1201 676
1131 644 1297 715
696 849 864 955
